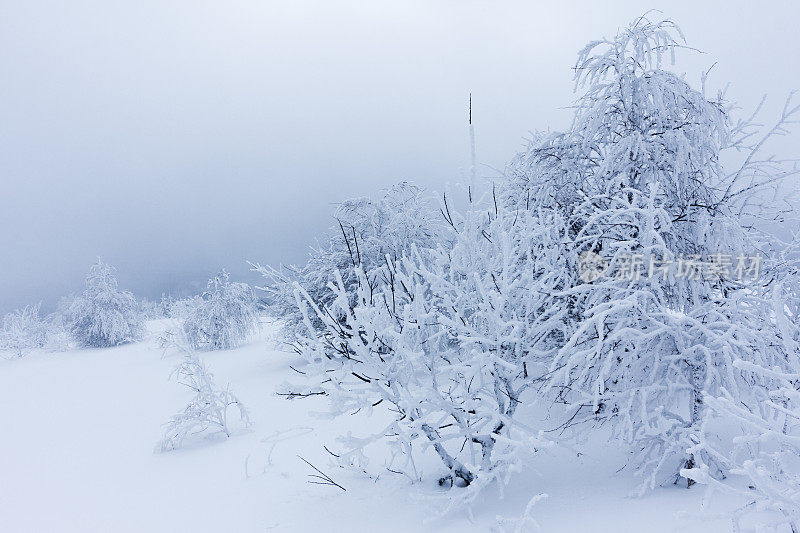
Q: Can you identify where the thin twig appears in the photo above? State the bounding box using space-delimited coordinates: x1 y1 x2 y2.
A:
297 455 346 491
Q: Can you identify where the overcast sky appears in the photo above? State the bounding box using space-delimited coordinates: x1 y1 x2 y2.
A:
1 0 798 313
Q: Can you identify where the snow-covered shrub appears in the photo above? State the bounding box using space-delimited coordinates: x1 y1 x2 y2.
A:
289 195 559 503
179 270 258 351
42 312 72 352
254 182 442 343
165 295 199 320
683 250 800 531
138 297 167 320
685 364 800 532
67 260 145 348
157 351 251 452
0 304 50 357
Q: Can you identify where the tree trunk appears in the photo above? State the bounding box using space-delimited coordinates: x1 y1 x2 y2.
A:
685 361 706 488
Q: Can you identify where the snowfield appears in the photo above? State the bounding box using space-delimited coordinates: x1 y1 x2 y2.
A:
4 8 799 532
0 320 750 532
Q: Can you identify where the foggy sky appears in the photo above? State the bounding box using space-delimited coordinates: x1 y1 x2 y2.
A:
1 0 799 313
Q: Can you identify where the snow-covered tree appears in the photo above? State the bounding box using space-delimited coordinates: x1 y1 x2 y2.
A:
254 182 443 343
180 270 258 351
67 260 145 348
496 16 798 492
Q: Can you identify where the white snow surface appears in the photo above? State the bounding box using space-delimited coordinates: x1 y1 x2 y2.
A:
0 320 749 532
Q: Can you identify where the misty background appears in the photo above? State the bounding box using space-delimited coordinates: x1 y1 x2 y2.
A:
1 0 798 313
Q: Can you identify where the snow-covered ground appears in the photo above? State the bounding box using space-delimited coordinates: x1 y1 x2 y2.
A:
0 320 748 532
